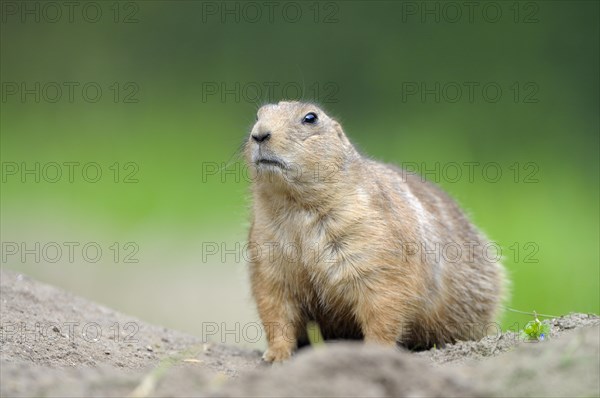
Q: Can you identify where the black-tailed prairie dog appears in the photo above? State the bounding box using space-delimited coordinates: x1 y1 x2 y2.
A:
244 101 506 362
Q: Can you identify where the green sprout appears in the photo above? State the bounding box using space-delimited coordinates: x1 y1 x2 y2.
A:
306 321 325 347
520 312 551 342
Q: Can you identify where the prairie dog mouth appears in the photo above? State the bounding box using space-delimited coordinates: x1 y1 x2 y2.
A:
255 157 287 170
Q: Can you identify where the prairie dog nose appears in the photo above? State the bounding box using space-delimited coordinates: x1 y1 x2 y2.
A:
252 132 271 143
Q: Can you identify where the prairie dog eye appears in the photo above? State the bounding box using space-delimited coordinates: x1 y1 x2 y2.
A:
302 112 318 124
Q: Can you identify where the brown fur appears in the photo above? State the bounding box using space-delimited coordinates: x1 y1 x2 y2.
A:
244 101 507 362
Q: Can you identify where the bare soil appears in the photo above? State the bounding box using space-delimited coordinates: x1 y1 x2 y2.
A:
1 269 598 397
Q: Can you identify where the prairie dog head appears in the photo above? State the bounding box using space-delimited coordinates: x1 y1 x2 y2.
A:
245 101 355 188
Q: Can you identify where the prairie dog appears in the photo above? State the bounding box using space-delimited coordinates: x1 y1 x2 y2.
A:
244 101 506 362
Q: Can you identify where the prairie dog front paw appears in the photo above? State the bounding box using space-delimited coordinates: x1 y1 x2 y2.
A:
262 346 292 363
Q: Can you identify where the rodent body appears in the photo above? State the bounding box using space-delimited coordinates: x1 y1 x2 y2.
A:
245 101 506 362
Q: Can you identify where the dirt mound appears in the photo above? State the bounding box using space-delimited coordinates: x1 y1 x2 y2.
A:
216 343 479 397
1 269 598 397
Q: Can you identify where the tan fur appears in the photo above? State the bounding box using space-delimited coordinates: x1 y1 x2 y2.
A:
244 101 506 362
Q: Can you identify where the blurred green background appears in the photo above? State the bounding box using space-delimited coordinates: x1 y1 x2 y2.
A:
1 1 598 347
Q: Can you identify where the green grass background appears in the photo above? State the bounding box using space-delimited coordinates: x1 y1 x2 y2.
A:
1 1 598 345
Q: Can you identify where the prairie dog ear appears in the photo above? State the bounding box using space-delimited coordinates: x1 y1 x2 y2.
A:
332 121 346 140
